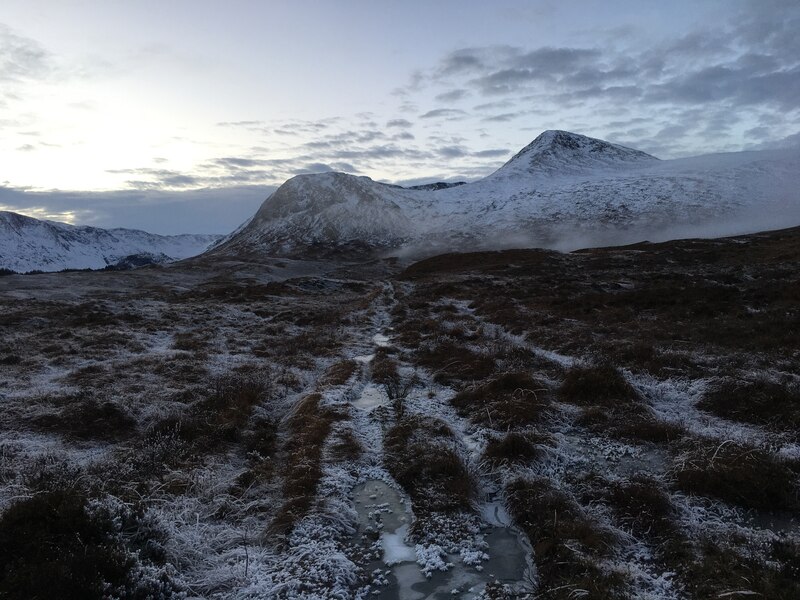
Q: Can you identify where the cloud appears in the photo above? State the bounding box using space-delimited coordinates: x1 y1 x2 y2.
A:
290 161 359 175
399 1 800 157
392 131 415 140
481 112 523 123
0 24 51 83
473 149 510 158
420 108 468 119
435 89 470 102
386 118 413 128
437 145 469 159
216 120 264 128
213 157 271 168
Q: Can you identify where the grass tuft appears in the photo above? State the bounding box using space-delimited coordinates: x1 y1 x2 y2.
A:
451 372 551 428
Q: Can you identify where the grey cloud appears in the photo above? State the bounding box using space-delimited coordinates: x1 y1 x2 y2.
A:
438 48 488 75
108 161 278 191
512 47 600 73
401 1 800 156
437 145 469 159
290 161 360 175
435 89 470 102
393 131 415 141
473 100 516 111
473 149 510 158
481 112 522 123
302 129 386 149
291 162 335 174
0 24 50 82
386 118 413 128
214 157 271 168
16 144 36 151
646 63 800 110
331 162 359 172
470 68 552 95
420 108 467 119
325 144 423 161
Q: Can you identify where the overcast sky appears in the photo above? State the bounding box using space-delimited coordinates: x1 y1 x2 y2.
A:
1 0 798 234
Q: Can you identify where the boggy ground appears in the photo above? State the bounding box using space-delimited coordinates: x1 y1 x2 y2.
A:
0 227 798 599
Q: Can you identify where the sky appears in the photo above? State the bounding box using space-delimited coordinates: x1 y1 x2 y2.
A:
1 0 799 234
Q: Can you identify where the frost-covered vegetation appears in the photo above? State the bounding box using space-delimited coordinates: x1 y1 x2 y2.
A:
1 227 799 599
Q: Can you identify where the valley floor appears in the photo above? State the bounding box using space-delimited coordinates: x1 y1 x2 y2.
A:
0 228 799 599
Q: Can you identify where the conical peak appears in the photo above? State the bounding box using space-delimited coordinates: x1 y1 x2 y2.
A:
496 129 658 176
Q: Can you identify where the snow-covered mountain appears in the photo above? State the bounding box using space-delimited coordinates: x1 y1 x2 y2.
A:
0 211 222 273
212 130 800 257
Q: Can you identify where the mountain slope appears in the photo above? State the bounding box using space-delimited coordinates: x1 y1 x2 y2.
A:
0 211 221 273
211 130 800 258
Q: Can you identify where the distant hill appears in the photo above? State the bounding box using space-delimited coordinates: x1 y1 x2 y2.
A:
0 211 221 273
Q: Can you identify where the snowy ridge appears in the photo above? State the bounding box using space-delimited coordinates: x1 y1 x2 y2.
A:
0 211 222 273
212 130 800 257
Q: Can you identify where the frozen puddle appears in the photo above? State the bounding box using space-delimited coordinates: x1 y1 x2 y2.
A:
352 480 532 598
354 384 388 410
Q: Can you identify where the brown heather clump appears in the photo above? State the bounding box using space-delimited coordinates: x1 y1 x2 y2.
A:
671 440 799 511
32 394 136 442
558 365 641 408
370 348 400 385
269 394 346 537
415 340 496 384
451 372 551 428
505 477 625 599
679 538 800 599
384 415 474 515
698 378 800 432
481 431 554 468
606 475 678 541
321 359 359 386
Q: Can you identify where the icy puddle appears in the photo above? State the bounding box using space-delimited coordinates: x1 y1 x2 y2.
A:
352 480 531 598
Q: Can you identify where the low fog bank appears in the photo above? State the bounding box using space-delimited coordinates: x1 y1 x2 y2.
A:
555 195 800 253
389 197 800 261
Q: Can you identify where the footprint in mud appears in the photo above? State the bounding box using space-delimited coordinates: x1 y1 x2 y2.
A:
352 480 532 599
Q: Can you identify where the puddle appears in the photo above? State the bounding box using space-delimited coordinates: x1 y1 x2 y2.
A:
352 480 532 598
354 384 388 410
